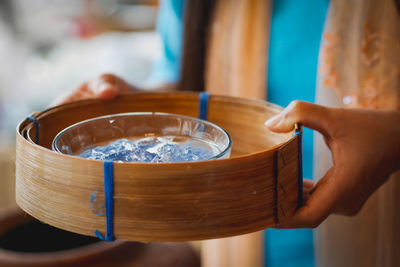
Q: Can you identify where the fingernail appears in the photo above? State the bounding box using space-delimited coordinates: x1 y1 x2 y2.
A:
265 114 282 128
98 82 114 93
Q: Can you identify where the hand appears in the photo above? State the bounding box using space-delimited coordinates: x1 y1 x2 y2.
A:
265 101 400 228
52 74 136 106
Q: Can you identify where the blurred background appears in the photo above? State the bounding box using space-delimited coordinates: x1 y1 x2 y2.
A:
0 0 161 213
0 2 203 265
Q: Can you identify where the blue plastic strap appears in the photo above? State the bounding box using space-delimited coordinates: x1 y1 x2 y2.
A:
295 126 303 207
26 116 39 144
198 92 210 120
94 161 115 242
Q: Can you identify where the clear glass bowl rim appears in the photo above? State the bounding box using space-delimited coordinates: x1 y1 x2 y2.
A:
52 112 233 161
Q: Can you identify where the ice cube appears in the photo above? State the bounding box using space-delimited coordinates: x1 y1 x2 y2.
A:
79 136 217 163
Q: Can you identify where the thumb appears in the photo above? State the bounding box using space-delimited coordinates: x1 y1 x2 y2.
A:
94 82 119 100
278 167 342 228
265 101 332 136
87 74 130 100
87 78 119 100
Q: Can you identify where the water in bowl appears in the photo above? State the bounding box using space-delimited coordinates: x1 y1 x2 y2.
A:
79 135 220 163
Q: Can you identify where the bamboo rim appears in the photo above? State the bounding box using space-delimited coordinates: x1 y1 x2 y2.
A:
16 92 301 241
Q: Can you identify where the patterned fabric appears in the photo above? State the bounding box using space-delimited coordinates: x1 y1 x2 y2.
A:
314 1 400 266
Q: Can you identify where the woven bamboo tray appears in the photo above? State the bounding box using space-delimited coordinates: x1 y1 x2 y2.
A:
16 92 302 242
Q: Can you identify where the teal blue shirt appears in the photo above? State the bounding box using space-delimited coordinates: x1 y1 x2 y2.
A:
150 1 329 266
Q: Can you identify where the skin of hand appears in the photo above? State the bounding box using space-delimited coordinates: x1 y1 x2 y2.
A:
54 77 400 228
52 73 176 106
52 74 137 106
265 100 400 228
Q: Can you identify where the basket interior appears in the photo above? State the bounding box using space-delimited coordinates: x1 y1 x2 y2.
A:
26 93 292 158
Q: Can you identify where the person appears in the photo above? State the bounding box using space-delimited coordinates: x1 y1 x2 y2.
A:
52 73 400 265
52 1 400 267
53 73 400 228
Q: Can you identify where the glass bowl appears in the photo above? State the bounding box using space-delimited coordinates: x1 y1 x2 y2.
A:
52 112 232 162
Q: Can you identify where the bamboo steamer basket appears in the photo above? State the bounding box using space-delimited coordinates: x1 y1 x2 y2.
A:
16 92 301 242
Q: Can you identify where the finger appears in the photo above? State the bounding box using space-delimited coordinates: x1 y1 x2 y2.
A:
278 168 342 228
51 87 93 106
302 179 315 202
265 101 333 136
96 82 119 100
87 74 120 100
303 179 315 196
